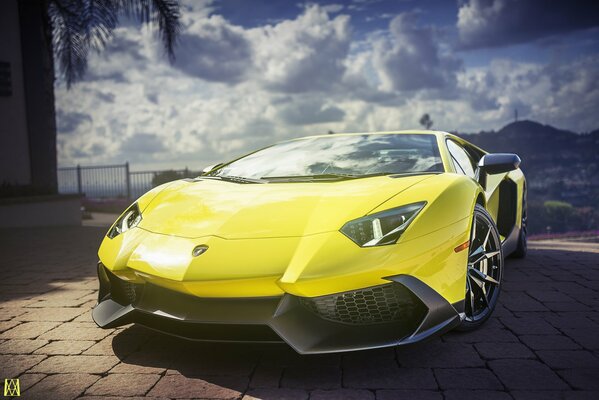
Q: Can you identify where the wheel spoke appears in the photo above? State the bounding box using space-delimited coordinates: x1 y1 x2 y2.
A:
484 250 500 260
466 276 475 316
469 267 500 285
482 225 491 249
479 284 489 307
468 246 485 264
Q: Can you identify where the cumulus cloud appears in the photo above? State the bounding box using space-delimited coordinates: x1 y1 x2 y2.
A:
457 0 599 49
174 15 253 83
250 5 352 93
120 133 166 155
373 13 461 92
278 98 346 125
56 110 92 134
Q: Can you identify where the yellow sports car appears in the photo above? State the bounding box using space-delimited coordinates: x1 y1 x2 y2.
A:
93 131 526 354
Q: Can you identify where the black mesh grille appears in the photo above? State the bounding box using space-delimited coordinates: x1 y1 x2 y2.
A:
300 283 425 325
103 266 143 305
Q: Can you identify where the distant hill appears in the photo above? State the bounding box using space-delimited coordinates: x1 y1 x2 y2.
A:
460 120 599 208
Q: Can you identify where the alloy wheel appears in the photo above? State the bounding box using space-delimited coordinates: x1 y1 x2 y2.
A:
465 211 503 322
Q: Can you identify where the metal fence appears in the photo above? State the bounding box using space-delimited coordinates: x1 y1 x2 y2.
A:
57 163 197 200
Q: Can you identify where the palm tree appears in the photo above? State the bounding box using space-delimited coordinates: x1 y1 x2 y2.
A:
47 0 181 87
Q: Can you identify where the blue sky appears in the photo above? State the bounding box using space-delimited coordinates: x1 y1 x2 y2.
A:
55 0 599 169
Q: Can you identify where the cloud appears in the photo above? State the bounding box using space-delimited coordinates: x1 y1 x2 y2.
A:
250 5 352 93
120 133 166 155
174 15 253 83
278 98 346 125
457 0 599 49
373 13 461 92
56 110 92 134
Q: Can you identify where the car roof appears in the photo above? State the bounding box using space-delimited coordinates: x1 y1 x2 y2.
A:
297 130 488 155
301 130 446 139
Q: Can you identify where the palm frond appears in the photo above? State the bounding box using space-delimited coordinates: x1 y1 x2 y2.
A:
120 0 180 61
49 0 180 87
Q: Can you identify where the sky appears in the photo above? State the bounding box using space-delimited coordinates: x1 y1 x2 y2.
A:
55 0 599 170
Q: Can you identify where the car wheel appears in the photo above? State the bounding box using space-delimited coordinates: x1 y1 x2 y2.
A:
511 190 528 259
458 204 503 331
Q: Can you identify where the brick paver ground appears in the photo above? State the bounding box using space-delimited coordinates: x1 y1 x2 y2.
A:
1 226 598 399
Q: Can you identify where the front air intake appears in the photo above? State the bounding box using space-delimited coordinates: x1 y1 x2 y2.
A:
99 264 143 306
299 283 426 325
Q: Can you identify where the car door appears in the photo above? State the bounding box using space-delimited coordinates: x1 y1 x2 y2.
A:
446 139 502 223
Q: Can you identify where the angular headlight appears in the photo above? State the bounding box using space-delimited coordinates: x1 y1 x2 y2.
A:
107 203 142 239
340 202 426 247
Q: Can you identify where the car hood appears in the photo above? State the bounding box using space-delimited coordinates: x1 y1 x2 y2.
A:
137 175 434 239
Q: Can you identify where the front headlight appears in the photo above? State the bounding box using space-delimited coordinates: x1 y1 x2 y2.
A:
107 203 142 239
340 202 426 247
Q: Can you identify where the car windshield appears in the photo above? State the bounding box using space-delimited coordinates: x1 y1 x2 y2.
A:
210 134 444 180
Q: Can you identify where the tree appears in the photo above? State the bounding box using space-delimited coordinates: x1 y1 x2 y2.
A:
419 113 433 130
48 0 181 87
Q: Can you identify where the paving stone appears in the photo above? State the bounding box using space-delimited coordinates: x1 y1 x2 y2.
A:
536 350 599 369
0 308 26 321
310 389 375 400
30 355 119 374
475 342 535 359
33 340 95 355
281 366 341 389
561 328 599 350
0 321 60 339
564 391 599 400
544 315 599 330
344 366 437 390
443 327 519 343
15 373 47 392
501 292 549 312
83 332 141 356
397 342 484 367
148 374 247 398
17 307 85 322
24 373 100 400
489 359 569 390
519 335 581 350
109 351 171 374
85 373 161 396
0 339 48 354
526 290 574 302
0 319 21 333
0 354 46 377
511 391 565 400
558 369 599 390
376 390 442 400
500 316 560 335
38 322 112 341
243 388 308 400
443 389 512 400
249 365 283 388
434 368 503 390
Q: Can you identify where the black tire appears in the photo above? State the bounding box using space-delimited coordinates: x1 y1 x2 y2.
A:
511 189 528 259
458 204 503 331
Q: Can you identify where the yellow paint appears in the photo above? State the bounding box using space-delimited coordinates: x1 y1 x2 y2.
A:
99 131 525 305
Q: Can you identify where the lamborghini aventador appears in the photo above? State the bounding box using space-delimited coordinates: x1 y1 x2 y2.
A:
93 131 526 354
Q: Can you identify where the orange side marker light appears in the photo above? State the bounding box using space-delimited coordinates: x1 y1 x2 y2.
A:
454 241 470 253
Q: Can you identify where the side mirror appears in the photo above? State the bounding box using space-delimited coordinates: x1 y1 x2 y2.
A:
477 153 521 189
202 163 223 174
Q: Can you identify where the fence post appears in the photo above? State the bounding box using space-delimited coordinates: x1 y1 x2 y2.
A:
125 162 131 200
76 164 82 195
